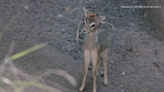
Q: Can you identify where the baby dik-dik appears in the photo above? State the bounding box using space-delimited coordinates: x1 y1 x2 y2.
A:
79 8 113 92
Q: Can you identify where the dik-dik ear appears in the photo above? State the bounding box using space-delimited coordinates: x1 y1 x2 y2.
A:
97 16 105 23
83 7 90 17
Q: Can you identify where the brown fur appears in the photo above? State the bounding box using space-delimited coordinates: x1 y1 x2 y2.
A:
87 13 95 18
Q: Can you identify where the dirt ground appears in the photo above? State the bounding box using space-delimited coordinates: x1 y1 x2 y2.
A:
0 0 164 92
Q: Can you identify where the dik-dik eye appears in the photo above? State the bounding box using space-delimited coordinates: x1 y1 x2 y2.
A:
90 23 95 29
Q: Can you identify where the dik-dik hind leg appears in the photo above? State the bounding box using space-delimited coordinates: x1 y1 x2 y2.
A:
103 51 111 85
103 59 108 85
79 51 91 92
95 57 103 75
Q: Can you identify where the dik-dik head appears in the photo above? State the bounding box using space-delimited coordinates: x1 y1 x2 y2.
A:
83 7 105 33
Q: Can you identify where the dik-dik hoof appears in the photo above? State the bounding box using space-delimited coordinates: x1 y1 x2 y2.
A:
79 86 84 92
104 82 108 86
79 89 82 92
93 87 97 92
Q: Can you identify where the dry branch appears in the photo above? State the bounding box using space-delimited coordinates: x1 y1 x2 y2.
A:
37 69 77 87
80 28 85 35
76 20 82 47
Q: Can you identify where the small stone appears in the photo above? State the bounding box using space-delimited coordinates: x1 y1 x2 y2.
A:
135 52 141 56
122 72 125 75
119 13 123 17
153 62 160 69
88 66 92 70
57 14 63 18
126 47 133 52
99 73 104 77
98 71 104 77
91 6 96 9
121 89 125 92
154 48 158 55
105 24 108 28
65 8 70 12
24 6 29 10
157 42 162 45
100 71 104 74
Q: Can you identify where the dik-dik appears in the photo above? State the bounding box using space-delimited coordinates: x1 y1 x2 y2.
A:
79 8 113 92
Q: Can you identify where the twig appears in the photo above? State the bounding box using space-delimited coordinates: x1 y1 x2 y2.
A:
6 42 15 57
0 87 5 92
103 2 110 10
76 20 82 47
0 42 15 77
80 28 85 34
37 69 77 87
100 21 114 31
0 76 17 89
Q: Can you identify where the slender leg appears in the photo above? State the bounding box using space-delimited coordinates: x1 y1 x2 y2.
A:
95 57 103 75
103 59 108 85
92 56 98 92
79 51 91 92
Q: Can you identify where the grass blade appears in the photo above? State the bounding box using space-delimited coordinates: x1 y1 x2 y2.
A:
0 12 19 38
10 42 47 60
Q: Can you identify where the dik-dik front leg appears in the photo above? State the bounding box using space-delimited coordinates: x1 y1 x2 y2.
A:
79 50 91 92
91 51 98 92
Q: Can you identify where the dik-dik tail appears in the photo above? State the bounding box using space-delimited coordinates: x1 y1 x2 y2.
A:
79 7 113 92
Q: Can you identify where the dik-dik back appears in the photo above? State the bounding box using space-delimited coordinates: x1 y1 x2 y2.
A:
79 8 113 92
